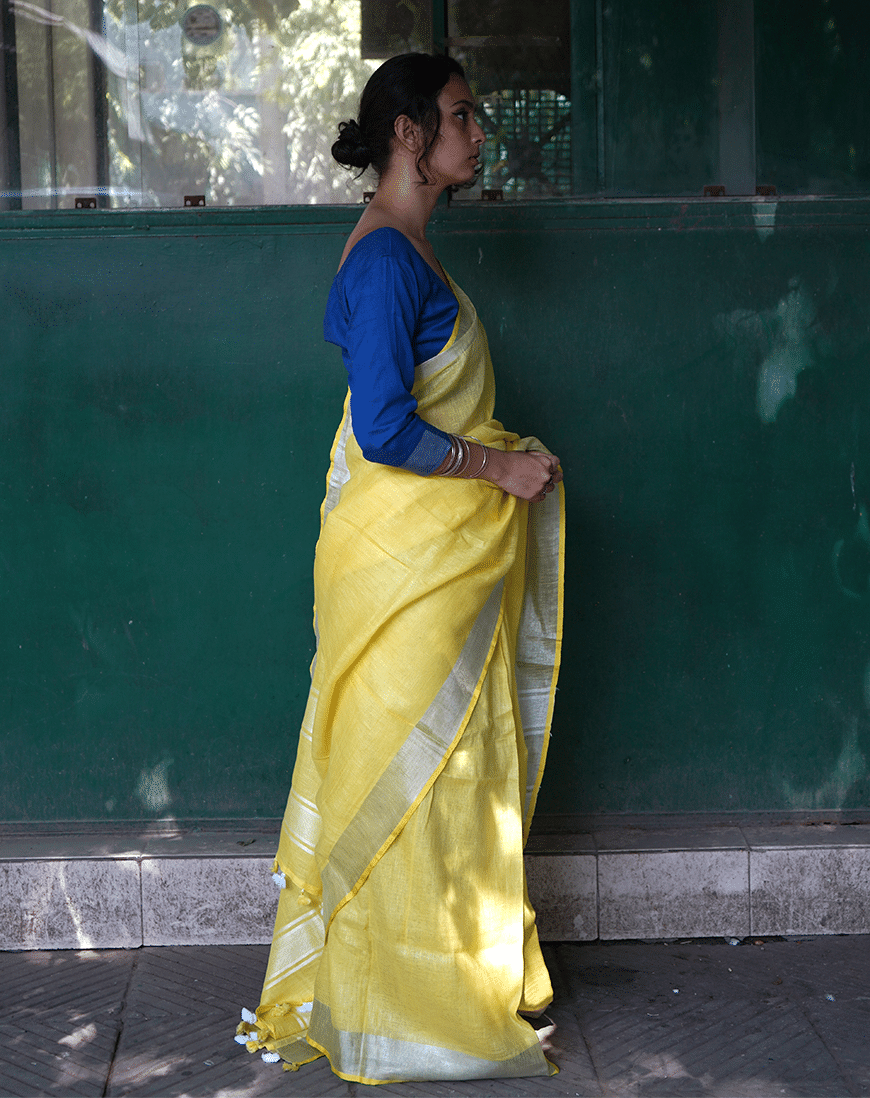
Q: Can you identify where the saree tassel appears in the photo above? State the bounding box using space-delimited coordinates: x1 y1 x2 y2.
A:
234 1025 260 1049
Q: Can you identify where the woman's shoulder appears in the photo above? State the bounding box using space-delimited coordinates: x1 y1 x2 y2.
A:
338 226 424 277
326 229 426 335
330 228 440 320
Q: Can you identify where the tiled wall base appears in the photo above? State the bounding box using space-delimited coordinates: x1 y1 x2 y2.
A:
3 824 870 949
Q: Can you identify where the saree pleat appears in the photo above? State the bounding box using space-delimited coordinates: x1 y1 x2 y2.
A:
308 611 553 1084
237 277 565 1083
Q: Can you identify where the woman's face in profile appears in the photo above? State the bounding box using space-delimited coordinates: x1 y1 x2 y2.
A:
425 74 485 188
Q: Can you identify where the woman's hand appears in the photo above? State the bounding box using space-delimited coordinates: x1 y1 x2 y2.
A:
481 448 563 502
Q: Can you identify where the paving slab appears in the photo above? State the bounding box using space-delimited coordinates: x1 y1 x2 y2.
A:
0 949 135 1097
1 937 869 1097
553 937 870 1097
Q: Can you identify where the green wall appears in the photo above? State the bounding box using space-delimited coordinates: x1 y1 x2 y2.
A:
2 200 870 821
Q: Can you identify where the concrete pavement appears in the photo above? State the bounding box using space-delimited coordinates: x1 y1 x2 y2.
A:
2 936 869 1097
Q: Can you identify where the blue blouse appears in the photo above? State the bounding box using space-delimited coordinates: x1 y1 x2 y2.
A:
323 227 458 474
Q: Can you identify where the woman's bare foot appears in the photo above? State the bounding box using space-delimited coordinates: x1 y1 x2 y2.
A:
520 1010 557 1053
533 1016 556 1052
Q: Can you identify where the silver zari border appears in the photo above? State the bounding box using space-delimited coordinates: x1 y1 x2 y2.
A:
308 1001 550 1083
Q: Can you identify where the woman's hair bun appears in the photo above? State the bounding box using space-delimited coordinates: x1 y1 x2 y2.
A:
332 119 371 170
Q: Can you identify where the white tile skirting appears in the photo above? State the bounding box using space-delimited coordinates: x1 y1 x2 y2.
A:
2 823 870 949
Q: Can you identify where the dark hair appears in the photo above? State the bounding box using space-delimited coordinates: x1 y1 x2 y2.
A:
332 52 466 184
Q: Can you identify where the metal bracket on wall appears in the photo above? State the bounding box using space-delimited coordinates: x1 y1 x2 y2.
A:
756 184 777 196
704 185 726 197
481 189 504 201
184 195 206 207
74 197 97 208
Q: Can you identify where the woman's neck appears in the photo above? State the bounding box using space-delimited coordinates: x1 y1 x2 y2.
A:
365 156 443 242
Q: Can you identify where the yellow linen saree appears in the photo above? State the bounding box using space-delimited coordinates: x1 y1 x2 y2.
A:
236 276 565 1084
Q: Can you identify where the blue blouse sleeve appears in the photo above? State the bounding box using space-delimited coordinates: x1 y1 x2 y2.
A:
324 239 454 474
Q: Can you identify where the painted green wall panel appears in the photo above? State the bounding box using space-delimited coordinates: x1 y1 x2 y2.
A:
432 210 870 817
1 222 348 819
2 202 870 821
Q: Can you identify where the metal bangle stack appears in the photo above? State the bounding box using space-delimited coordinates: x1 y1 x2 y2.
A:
434 435 489 479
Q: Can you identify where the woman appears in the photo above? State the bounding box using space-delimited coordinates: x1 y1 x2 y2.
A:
236 52 565 1084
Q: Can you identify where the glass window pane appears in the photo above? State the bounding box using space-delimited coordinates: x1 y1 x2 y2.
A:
756 0 870 194
600 0 720 196
448 0 721 200
3 0 428 208
447 0 571 199
12 0 105 208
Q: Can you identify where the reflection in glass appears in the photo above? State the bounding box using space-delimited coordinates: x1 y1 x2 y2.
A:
361 0 431 59
3 0 432 208
12 0 107 208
